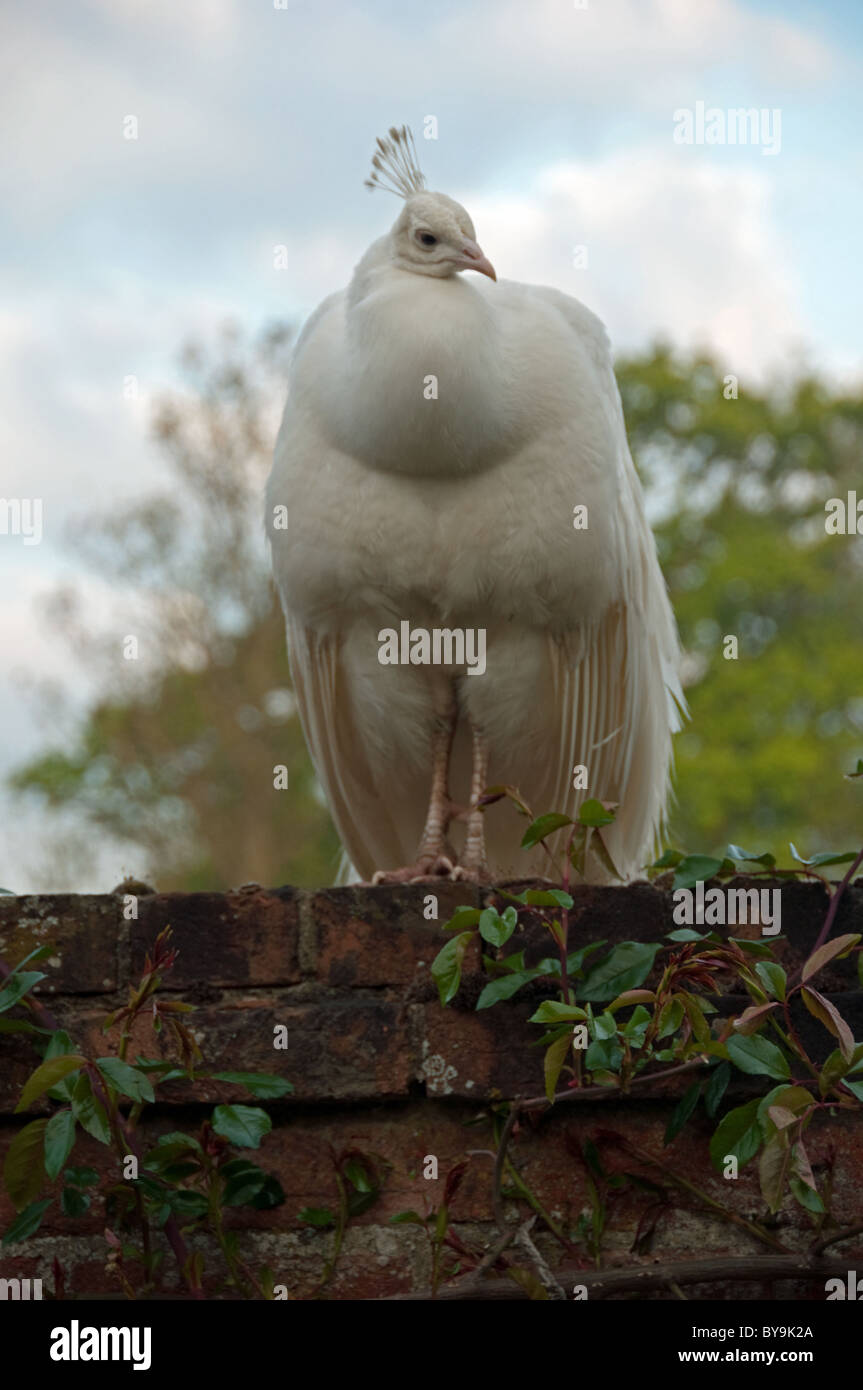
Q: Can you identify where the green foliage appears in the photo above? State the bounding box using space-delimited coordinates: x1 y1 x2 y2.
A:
432 777 863 1228
616 346 863 859
0 926 291 1297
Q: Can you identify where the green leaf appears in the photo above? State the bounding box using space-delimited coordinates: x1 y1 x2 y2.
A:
589 830 624 882
528 1000 587 1023
544 1031 573 1103
155 1131 202 1153
727 936 779 958
15 1054 87 1112
592 1011 618 1040
442 906 482 931
0 1018 42 1035
61 1187 91 1218
650 849 684 869
483 948 526 974
3 1119 48 1209
664 1081 701 1145
220 1162 266 1203
0 971 47 1014
790 1175 825 1214
478 906 517 948
681 994 712 1046
344 1158 372 1192
579 942 660 1002
209 1071 294 1098
520 812 572 848
64 1165 99 1187
43 1030 76 1059
1 1198 52 1247
70 1073 111 1145
789 844 858 868
620 1005 652 1043
756 1085 813 1135
347 1188 378 1219
819 1049 851 1096
431 931 475 1006
577 799 615 827
43 1032 82 1100
703 1062 731 1119
709 1097 763 1172
8 944 54 972
211 1104 272 1149
236 1174 284 1210
666 928 710 942
169 1190 209 1219
515 888 575 908
727 845 776 868
672 856 724 890
754 961 787 1001
96 1058 155 1104
299 1206 336 1228
585 1037 623 1071
657 997 685 1038
476 971 537 1010
727 1035 790 1080
567 942 608 974
389 1210 426 1225
44 1110 76 1181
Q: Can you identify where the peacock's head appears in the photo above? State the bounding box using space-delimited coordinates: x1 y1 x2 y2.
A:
389 192 497 282
365 125 496 283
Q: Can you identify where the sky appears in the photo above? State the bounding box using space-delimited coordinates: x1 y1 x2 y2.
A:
1 0 861 889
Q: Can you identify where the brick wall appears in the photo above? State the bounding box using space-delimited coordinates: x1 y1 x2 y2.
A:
1 879 862 1300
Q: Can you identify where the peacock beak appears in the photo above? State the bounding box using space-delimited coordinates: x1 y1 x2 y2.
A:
455 237 497 281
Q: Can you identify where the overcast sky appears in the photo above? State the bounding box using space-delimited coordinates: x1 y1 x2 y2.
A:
1 0 861 888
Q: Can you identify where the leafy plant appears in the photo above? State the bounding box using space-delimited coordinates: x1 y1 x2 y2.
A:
0 927 292 1299
431 778 863 1230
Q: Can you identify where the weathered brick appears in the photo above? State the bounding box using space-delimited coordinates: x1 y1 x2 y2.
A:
132 887 301 989
0 894 120 993
311 883 480 987
2 881 863 1300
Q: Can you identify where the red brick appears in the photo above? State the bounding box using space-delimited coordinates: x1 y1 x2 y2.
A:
133 887 301 989
311 883 480 987
0 894 120 992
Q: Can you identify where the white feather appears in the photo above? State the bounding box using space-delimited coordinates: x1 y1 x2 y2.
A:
266 163 684 883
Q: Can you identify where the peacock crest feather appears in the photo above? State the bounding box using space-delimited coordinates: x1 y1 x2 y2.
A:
364 125 427 199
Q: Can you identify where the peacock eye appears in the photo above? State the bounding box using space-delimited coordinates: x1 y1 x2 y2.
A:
415 230 438 248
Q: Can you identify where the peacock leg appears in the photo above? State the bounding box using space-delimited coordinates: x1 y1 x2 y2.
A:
454 722 490 880
371 683 458 883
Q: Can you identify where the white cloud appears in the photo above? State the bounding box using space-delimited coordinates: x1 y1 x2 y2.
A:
436 0 834 102
462 147 803 376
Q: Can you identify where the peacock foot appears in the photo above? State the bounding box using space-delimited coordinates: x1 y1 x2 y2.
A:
370 855 457 885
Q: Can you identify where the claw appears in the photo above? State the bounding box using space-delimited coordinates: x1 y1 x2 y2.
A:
370 855 457 885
